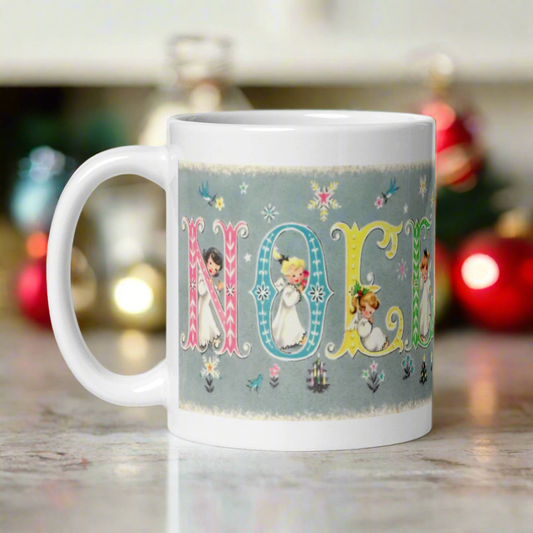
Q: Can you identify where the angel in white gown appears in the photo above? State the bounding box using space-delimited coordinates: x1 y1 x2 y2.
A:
197 247 224 350
347 288 389 352
271 248 308 350
419 250 432 342
272 280 306 349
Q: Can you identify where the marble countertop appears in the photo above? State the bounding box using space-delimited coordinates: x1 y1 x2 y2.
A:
1 317 532 532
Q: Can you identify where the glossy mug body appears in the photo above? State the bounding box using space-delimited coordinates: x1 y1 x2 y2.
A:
48 110 435 451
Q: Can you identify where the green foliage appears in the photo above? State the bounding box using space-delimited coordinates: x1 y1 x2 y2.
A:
436 165 504 247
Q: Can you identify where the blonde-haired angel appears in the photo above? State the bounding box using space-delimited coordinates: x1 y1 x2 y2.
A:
271 247 309 350
347 279 389 352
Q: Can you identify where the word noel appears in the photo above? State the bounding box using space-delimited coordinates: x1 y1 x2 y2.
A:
181 216 433 361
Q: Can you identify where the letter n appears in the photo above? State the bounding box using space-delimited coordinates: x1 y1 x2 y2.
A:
181 216 249 357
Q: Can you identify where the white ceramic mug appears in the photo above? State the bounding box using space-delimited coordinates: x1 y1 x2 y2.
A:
48 110 435 451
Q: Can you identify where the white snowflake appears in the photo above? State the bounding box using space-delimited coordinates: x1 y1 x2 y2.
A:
226 284 235 297
255 282 271 302
403 203 409 214
397 259 408 281
244 253 252 262
309 285 325 303
419 175 427 199
307 181 341 222
262 204 279 223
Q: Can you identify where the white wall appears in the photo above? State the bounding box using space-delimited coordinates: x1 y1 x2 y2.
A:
1 0 533 85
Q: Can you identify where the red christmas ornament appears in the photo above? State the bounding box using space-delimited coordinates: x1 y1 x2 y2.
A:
421 99 483 190
452 232 533 331
16 257 51 327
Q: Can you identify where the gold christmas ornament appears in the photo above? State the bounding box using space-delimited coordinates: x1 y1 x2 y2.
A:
495 207 532 240
111 263 165 330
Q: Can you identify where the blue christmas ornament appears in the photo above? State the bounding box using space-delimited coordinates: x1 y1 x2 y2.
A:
10 146 76 235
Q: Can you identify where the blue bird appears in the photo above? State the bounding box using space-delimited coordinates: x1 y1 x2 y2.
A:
199 181 217 206
247 374 263 392
381 178 400 204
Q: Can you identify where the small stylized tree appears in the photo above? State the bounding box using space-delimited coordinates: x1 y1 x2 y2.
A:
420 355 428 385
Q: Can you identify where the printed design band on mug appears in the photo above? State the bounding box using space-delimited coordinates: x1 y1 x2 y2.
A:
178 161 435 421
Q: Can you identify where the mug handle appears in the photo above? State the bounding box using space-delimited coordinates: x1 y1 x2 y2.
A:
47 146 169 407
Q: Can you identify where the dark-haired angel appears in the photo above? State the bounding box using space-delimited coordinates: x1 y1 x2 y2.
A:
198 247 224 350
419 249 432 342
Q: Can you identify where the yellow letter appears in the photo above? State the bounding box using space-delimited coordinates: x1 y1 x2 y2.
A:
326 221 405 359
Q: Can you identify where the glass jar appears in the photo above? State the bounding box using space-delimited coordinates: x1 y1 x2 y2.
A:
138 35 252 146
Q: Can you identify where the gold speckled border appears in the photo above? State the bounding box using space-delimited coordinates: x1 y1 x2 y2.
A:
178 160 433 177
179 397 431 422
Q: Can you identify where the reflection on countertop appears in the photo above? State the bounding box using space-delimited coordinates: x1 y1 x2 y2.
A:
0 317 532 532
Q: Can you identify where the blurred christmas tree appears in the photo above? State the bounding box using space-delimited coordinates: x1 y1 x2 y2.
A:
419 54 505 248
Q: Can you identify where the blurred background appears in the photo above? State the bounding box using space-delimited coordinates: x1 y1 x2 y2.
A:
1 0 532 354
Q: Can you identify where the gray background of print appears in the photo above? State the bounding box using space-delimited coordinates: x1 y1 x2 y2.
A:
177 163 434 418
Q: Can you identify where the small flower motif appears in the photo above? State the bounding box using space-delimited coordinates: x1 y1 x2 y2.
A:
363 361 383 393
269 364 280 378
201 355 220 379
397 258 408 281
374 196 384 209
419 175 427 199
255 282 271 302
240 182 248 194
262 203 279 223
226 284 235 297
244 253 252 262
190 280 197 291
403 203 409 214
215 197 225 211
309 284 325 303
402 354 415 379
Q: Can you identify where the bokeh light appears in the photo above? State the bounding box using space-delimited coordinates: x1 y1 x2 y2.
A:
26 232 48 259
113 277 154 314
461 253 500 289
118 329 149 360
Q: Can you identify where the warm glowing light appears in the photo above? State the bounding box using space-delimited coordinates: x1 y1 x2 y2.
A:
119 329 149 359
114 277 154 314
26 232 48 258
461 254 499 289
469 378 498 426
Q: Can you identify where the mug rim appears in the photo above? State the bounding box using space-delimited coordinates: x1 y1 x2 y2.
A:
169 109 434 129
